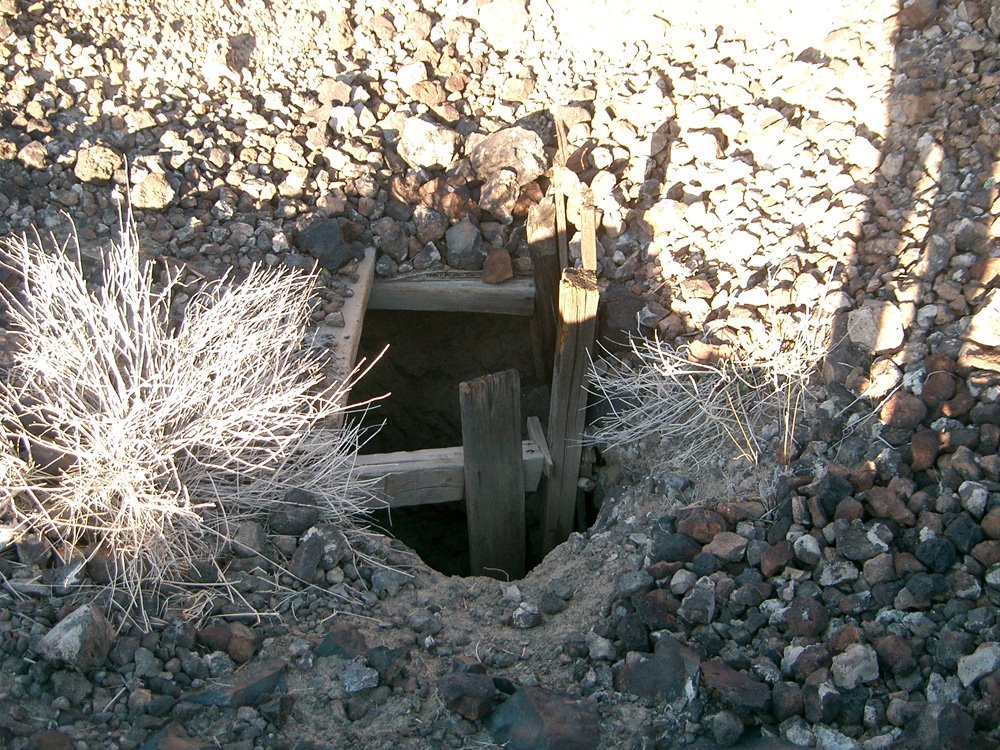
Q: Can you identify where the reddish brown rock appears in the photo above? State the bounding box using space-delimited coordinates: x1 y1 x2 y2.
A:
874 635 917 676
786 645 832 681
971 540 1000 567
828 625 864 654
880 391 927 429
226 623 260 664
865 486 916 526
676 508 728 543
922 371 956 407
942 387 975 418
701 660 770 711
834 498 865 521
704 532 748 562
631 588 680 631
716 500 766 524
772 681 804 721
785 596 830 638
438 672 496 720
982 508 1000 540
910 430 941 471
316 622 369 659
485 687 599 750
760 540 793 577
894 552 925 576
898 0 939 27
482 248 513 284
196 623 232 653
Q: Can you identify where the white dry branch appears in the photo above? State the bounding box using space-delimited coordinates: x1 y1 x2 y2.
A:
588 272 833 502
0 215 381 626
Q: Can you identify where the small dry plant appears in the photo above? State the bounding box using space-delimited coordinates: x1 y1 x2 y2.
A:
0 214 379 626
588 272 833 505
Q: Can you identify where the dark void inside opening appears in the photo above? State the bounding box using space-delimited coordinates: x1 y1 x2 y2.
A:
351 309 551 576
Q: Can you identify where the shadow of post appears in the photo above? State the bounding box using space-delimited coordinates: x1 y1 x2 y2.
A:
835 1 1000 492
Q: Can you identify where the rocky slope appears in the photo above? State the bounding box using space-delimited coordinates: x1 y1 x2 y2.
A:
1 0 1000 748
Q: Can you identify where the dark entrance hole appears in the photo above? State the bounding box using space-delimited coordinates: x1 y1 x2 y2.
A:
351 309 550 577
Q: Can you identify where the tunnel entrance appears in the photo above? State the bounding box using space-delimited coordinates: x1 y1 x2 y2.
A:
351 309 553 577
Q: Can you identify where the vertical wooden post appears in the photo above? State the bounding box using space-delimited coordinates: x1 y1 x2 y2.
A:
541 268 599 554
579 188 598 273
460 369 525 579
528 199 560 382
553 115 571 268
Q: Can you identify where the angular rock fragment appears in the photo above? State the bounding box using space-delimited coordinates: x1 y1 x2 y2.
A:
439 672 496 720
36 603 114 670
486 686 599 750
397 117 462 170
470 127 546 186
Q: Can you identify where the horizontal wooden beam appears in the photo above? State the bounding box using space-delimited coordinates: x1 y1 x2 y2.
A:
368 277 535 316
356 440 544 508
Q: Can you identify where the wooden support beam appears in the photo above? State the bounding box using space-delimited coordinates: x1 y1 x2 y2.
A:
553 115 571 268
329 248 376 387
541 268 599 554
355 441 543 508
368 277 534 315
579 188 598 273
528 199 560 382
460 370 525 579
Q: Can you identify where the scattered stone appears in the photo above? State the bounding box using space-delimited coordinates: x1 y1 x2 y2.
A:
613 636 700 703
785 597 830 638
708 710 744 747
512 603 543 629
701 659 770 711
957 642 1000 687
485 687 599 750
679 576 716 624
294 219 365 271
704 532 748 563
131 172 175 209
183 660 286 707
35 603 114 670
397 117 462 170
445 218 485 270
831 644 880 690
470 127 547 186
75 144 123 182
438 672 496 720
906 702 974 750
316 623 368 660
480 169 521 224
270 488 322 535
482 248 513 284
880 392 928 430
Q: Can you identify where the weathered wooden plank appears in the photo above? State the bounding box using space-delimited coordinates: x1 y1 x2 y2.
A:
329 248 376 387
553 115 571 268
528 199 560 381
368 277 535 315
460 370 525 579
355 441 543 508
579 189 598 273
541 268 599 554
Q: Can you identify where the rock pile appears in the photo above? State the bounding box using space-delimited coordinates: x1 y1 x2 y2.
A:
1 0 999 748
